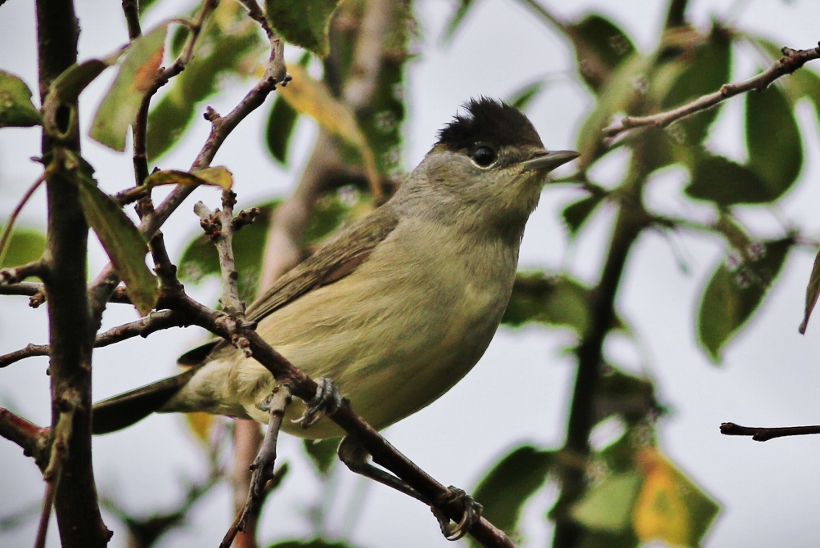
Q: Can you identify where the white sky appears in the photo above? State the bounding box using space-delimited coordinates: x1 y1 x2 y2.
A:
3 1 820 547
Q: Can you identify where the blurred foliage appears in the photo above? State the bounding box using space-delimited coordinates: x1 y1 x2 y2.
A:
90 24 167 151
265 0 341 57
303 438 339 476
469 446 552 546
0 229 45 269
268 539 361 548
0 71 41 128
146 1 265 160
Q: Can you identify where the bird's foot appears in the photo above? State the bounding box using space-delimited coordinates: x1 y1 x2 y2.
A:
431 486 483 541
293 377 342 428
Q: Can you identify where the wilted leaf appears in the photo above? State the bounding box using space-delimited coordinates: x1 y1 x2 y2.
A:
697 238 792 362
265 0 340 57
799 246 820 334
303 438 338 476
144 166 233 190
685 154 773 206
280 64 379 193
0 71 41 128
746 85 802 196
90 24 167 151
147 3 264 159
470 445 552 544
73 159 157 315
632 449 719 547
562 193 605 236
508 80 547 111
572 471 643 532
0 229 46 269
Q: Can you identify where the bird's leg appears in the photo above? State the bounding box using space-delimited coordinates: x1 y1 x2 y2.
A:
294 377 343 428
337 436 483 541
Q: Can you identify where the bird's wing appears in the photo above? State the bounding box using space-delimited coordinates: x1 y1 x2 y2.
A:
92 207 400 434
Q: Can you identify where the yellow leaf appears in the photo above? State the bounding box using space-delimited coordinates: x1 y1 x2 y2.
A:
185 412 214 445
278 64 381 198
143 166 233 190
632 448 690 546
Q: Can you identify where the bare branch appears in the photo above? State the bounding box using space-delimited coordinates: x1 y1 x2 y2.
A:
721 422 820 441
121 0 141 40
0 407 49 467
602 44 820 138
0 260 47 286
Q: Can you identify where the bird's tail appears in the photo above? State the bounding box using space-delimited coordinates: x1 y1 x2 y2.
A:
92 368 197 434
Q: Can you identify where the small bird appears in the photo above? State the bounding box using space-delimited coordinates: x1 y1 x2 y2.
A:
92 98 577 443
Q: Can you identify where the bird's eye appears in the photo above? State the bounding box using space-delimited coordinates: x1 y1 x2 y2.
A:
472 146 497 167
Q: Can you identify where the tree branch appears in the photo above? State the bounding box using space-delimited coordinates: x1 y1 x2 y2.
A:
0 407 49 468
721 422 820 442
36 0 110 544
602 43 820 138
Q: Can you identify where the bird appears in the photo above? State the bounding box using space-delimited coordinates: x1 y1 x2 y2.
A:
92 97 578 444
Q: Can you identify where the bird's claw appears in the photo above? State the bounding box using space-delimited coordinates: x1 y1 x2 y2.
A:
431 486 483 541
293 377 342 429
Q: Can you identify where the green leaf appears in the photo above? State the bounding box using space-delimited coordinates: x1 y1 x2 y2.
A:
562 193 605 236
566 14 636 93
265 0 340 57
267 539 359 548
266 95 299 164
0 229 46 269
303 438 338 476
441 0 475 43
697 238 792 362
502 273 623 333
147 6 264 160
746 85 802 195
571 471 643 532
469 445 552 544
74 160 157 315
595 367 658 425
507 79 547 111
685 154 773 206
50 53 122 104
659 25 731 145
90 24 167 151
800 246 820 334
0 71 41 128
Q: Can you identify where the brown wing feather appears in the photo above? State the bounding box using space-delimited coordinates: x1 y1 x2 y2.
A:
178 206 400 366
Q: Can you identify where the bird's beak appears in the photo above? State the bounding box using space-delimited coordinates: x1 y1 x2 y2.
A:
520 150 579 173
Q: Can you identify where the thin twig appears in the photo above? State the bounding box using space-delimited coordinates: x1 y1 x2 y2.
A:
0 260 46 286
602 43 820 137
221 384 292 548
720 422 820 441
121 0 141 40
33 481 56 548
0 407 49 466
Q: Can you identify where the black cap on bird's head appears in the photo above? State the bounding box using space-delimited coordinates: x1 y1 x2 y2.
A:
436 97 544 153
